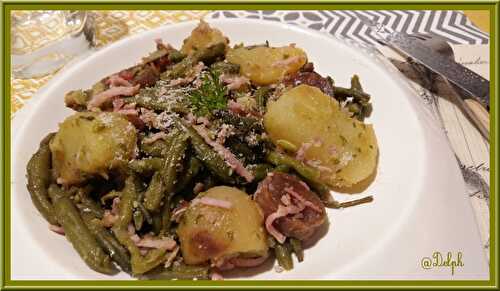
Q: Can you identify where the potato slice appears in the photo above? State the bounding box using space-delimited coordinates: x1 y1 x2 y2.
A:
226 45 307 85
181 20 229 55
177 186 268 265
49 112 137 185
264 84 378 188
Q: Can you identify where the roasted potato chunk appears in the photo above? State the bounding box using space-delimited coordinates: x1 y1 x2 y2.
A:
226 45 307 85
177 186 268 265
49 112 137 185
181 20 229 55
264 85 378 188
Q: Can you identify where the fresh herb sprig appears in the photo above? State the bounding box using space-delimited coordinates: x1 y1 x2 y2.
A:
189 69 227 116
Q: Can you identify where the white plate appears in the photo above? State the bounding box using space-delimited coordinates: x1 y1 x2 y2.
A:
11 19 489 280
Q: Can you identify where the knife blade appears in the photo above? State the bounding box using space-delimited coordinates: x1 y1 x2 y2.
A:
360 16 490 109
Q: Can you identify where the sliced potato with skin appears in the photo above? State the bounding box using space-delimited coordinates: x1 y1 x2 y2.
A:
49 112 137 186
226 45 307 86
181 20 229 55
177 186 268 265
264 84 378 188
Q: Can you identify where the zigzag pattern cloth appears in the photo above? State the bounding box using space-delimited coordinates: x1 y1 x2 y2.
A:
210 10 489 45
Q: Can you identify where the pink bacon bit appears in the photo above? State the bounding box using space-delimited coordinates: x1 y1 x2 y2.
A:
193 125 254 182
284 187 323 213
101 210 118 228
192 197 232 209
87 85 140 111
135 235 177 250
220 74 250 90
107 74 133 87
142 132 168 144
265 204 303 243
49 224 65 235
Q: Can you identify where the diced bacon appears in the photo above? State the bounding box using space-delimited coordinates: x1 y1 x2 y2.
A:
112 98 125 111
135 235 177 250
299 181 310 191
284 187 323 213
49 224 65 235
231 252 269 268
116 108 139 116
130 234 141 244
101 210 118 228
87 85 140 111
143 132 168 144
265 204 305 243
108 74 133 87
192 197 232 209
296 142 312 162
118 70 134 81
193 125 254 182
164 246 180 268
211 271 224 281
272 56 303 68
227 100 247 116
281 194 292 206
169 63 204 86
111 197 121 215
171 202 189 223
193 182 204 194
220 74 250 90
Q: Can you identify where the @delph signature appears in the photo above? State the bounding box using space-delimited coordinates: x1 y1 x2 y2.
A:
420 251 464 275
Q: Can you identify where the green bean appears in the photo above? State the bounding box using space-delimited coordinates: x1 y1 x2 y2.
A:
174 156 202 194
26 133 58 225
48 184 118 275
337 195 374 208
137 201 153 225
164 42 226 79
168 50 187 63
100 190 121 205
289 238 304 262
112 176 168 275
80 211 132 273
214 110 263 133
276 139 298 153
129 158 164 175
177 120 235 184
266 151 322 184
159 194 173 235
74 185 103 219
255 86 270 111
151 212 162 235
140 139 171 158
142 264 210 280
274 164 291 173
350 74 363 91
143 171 165 212
124 95 189 113
333 86 370 102
250 163 274 182
161 132 188 198
133 209 144 230
266 151 337 204
211 61 240 75
274 242 293 271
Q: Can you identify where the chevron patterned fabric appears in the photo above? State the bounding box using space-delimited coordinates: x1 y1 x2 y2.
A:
210 10 489 45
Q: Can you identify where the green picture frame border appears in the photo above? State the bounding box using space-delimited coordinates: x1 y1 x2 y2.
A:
1 1 498 289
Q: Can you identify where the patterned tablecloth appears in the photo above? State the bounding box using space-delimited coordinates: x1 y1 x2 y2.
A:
10 10 491 259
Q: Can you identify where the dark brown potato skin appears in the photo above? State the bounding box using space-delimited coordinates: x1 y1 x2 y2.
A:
254 172 326 241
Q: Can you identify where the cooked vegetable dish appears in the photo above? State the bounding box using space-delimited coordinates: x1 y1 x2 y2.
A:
26 21 378 280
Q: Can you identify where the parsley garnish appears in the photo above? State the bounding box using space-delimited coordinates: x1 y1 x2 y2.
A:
189 69 227 116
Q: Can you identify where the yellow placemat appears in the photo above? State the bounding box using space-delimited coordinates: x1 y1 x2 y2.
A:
463 10 490 33
11 10 209 114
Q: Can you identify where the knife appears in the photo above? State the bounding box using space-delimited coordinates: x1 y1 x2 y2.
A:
360 16 490 110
